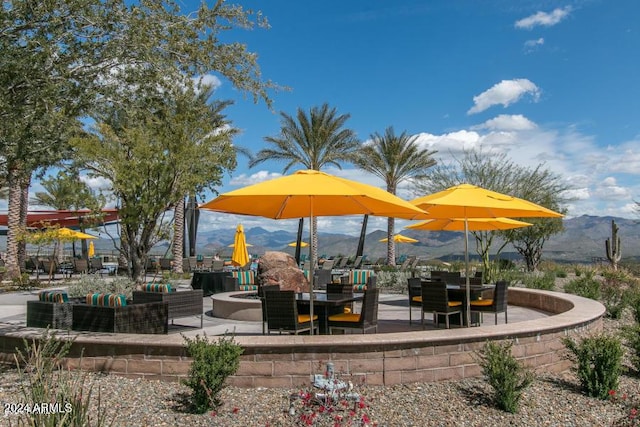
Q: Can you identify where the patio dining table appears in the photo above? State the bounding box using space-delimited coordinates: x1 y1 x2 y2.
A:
296 292 364 334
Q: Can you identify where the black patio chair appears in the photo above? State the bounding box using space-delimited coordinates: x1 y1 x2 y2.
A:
470 280 509 325
264 290 318 335
407 277 422 325
420 281 462 329
328 288 379 334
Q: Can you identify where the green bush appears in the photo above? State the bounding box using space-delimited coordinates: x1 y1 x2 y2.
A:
622 324 640 374
476 341 534 413
66 275 135 298
182 333 243 413
563 334 624 399
522 271 556 291
13 330 111 426
564 271 601 300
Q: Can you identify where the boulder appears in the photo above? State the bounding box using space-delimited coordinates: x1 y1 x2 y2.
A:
258 251 309 292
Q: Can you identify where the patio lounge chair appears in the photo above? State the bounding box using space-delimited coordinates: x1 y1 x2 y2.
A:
72 295 168 334
132 285 203 328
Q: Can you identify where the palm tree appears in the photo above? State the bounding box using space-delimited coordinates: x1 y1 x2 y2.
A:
353 126 437 266
249 103 359 261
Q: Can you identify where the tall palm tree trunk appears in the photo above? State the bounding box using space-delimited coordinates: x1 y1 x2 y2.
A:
387 217 396 266
172 197 185 274
5 166 30 279
18 178 30 271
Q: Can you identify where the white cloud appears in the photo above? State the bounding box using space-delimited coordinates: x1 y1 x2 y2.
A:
467 79 541 115
524 37 545 53
515 7 572 30
193 74 222 91
472 114 537 131
524 38 545 48
593 177 631 201
563 188 590 201
229 170 282 186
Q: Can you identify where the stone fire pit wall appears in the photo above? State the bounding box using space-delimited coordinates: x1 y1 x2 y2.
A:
0 288 604 387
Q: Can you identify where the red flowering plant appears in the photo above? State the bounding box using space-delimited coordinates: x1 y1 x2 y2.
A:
609 389 640 426
287 361 376 426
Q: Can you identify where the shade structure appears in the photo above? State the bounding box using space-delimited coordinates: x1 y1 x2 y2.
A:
88 241 95 258
379 234 419 243
410 184 562 327
288 241 309 247
406 217 533 232
231 224 250 267
53 227 98 240
200 169 427 334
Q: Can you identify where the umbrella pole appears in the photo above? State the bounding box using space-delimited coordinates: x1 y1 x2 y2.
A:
309 199 315 335
464 217 471 327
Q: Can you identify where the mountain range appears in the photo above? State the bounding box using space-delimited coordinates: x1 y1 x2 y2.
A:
3 215 638 264
195 215 640 264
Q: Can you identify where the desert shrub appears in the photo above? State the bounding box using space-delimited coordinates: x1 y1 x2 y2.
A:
67 275 135 298
493 269 526 287
522 271 556 291
13 330 111 426
563 334 624 399
375 270 412 291
476 341 534 413
564 271 601 300
183 333 243 413
622 324 640 374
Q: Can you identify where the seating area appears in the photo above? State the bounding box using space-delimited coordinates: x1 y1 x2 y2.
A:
328 288 379 334
420 281 463 329
132 284 203 327
264 290 318 335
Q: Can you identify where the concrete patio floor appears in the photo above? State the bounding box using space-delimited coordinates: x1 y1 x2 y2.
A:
0 286 550 336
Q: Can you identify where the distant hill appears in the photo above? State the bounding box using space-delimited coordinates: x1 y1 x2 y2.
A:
192 214 640 264
2 215 638 264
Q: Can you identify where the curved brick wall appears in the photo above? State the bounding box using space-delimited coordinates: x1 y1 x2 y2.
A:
0 288 604 387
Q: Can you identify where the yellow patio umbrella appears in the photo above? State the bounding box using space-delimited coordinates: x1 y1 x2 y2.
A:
406 217 533 232
379 234 419 243
410 184 563 327
53 227 98 240
231 224 250 267
200 169 426 334
88 241 95 258
288 241 309 247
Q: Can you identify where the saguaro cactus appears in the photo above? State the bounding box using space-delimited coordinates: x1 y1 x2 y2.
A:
605 219 621 270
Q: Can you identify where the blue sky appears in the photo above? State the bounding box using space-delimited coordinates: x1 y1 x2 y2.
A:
21 1 640 237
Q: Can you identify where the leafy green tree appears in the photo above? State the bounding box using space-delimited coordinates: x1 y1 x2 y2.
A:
249 103 360 261
73 84 237 283
0 0 275 279
30 170 106 258
415 150 568 278
352 127 437 266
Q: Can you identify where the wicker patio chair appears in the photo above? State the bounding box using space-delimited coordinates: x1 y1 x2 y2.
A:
470 280 509 325
72 301 168 334
407 277 422 325
420 281 462 329
264 290 318 335
258 284 281 334
132 288 204 328
328 288 379 334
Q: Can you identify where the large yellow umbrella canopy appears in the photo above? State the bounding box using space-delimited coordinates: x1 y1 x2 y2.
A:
231 224 250 267
200 169 426 334
200 170 426 220
379 234 419 243
406 217 533 232
53 227 98 240
410 184 562 327
410 184 563 219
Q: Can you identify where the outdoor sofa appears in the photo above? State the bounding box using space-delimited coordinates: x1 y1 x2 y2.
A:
132 284 203 328
26 290 79 330
72 293 168 334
